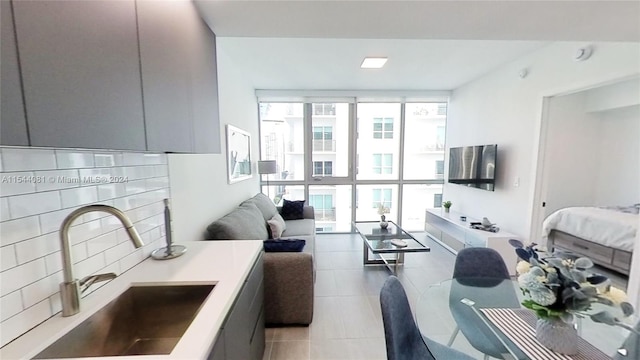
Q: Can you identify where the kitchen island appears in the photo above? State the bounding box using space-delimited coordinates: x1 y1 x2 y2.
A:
0 240 264 359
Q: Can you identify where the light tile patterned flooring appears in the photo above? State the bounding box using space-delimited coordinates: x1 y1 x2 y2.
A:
262 232 459 360
262 232 629 360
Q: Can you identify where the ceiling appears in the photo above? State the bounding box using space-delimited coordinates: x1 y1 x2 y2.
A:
195 0 640 90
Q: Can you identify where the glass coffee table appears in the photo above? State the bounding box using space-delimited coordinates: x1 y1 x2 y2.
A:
353 220 431 274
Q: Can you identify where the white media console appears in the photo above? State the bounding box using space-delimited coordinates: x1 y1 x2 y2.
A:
424 208 519 276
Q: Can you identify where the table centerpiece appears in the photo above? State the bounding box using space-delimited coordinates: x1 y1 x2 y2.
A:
509 239 635 355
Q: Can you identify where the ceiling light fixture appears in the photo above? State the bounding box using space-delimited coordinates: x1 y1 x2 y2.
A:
361 57 388 69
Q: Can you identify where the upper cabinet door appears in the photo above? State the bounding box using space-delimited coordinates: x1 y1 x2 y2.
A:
138 0 221 154
137 0 194 153
13 0 146 150
1 0 29 146
186 6 221 154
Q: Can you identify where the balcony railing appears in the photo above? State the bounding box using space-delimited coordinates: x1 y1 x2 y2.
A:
313 139 336 152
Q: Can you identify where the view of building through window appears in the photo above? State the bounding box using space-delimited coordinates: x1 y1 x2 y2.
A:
259 101 446 232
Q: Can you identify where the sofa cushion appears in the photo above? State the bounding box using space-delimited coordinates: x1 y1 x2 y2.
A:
264 239 306 252
281 218 314 237
241 193 278 221
206 202 269 240
267 213 287 238
280 199 306 220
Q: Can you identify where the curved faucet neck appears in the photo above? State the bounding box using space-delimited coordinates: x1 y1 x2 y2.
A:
60 205 143 283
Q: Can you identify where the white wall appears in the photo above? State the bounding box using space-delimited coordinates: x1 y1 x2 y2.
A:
594 105 640 205
445 42 640 241
541 92 601 217
168 40 259 242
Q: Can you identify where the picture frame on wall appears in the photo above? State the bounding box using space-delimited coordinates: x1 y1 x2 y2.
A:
226 125 252 184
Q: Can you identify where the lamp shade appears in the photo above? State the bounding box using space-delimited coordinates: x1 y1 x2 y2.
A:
258 160 277 175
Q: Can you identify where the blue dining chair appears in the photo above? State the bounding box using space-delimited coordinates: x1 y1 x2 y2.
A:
448 247 516 360
380 276 475 360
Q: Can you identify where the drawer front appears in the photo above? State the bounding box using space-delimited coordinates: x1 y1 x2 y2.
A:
441 231 465 252
554 237 613 265
613 250 632 271
424 223 442 241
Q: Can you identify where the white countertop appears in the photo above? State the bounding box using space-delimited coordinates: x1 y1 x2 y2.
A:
0 240 264 360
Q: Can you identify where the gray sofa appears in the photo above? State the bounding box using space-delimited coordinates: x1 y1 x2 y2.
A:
205 193 315 325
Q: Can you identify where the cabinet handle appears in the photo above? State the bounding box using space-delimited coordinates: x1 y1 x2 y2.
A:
572 242 589 250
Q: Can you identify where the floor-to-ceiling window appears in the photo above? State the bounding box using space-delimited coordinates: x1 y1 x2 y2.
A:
259 97 447 232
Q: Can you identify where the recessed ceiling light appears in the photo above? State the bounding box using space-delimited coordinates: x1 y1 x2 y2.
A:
361 57 388 69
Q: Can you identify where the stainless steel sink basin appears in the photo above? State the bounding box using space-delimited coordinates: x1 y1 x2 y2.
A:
34 284 215 358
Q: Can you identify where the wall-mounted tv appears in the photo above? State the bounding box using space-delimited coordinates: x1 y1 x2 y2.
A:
448 144 497 191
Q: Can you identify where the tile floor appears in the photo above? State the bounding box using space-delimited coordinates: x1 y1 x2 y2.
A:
262 232 629 360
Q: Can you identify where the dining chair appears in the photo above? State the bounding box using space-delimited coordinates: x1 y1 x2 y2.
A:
380 275 474 360
448 247 515 360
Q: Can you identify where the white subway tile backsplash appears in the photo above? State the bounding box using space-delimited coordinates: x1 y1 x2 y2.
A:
75 253 106 279
123 152 146 166
1 197 10 221
21 272 62 309
1 148 56 172
94 152 123 167
97 183 126 201
0 147 170 345
68 219 102 245
45 252 63 275
0 216 40 246
72 242 88 263
39 208 73 235
105 241 134 266
87 232 118 257
16 233 60 265
119 248 144 273
143 154 164 165
0 259 47 295
55 150 95 169
1 291 23 322
0 300 51 347
9 191 61 219
60 186 98 208
34 170 80 192
0 171 37 197
49 292 62 315
1 245 17 271
125 179 147 195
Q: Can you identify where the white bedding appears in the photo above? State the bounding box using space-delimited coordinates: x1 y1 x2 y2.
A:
541 207 639 252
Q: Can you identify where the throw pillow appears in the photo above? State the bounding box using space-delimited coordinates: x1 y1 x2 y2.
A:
280 199 305 220
267 213 287 238
263 239 306 252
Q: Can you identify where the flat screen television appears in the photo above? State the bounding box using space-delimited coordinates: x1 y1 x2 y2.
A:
448 144 497 191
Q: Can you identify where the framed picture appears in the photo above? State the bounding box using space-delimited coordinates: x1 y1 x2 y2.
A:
226 125 252 184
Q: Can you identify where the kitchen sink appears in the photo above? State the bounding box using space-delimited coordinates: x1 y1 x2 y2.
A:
34 283 215 358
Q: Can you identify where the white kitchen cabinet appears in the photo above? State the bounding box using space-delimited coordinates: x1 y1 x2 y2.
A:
425 208 519 275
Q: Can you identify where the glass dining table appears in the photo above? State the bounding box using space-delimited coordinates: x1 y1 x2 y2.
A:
415 277 638 360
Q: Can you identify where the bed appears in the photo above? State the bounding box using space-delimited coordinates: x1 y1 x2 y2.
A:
542 205 639 275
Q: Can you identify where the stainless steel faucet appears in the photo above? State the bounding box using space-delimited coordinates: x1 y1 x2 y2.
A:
59 204 144 316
